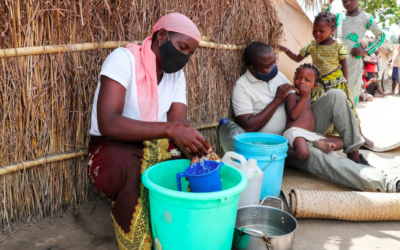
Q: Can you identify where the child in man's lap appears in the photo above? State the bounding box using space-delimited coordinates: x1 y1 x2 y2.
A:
284 64 344 161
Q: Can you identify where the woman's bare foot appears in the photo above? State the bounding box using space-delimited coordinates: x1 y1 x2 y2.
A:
363 136 374 148
313 141 336 154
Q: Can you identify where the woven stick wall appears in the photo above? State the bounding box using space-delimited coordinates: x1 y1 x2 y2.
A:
0 0 283 229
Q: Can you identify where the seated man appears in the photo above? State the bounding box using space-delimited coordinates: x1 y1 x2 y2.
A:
232 42 399 193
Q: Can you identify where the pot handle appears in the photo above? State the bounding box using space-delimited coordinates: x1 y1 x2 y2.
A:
260 196 283 211
240 228 274 250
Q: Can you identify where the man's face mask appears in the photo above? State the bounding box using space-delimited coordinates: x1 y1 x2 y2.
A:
255 64 278 82
159 32 190 73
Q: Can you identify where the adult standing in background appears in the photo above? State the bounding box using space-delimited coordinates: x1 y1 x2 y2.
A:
389 36 400 95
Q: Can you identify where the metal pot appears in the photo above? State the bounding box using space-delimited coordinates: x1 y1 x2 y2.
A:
232 196 298 250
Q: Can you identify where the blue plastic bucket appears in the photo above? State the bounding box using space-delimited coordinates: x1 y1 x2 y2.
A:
176 161 223 192
234 133 288 198
142 159 247 250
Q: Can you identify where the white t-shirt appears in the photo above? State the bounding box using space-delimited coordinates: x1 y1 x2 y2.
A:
232 70 294 135
90 48 187 136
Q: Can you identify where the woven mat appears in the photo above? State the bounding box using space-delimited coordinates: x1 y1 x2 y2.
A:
357 96 400 152
281 147 400 221
288 190 400 221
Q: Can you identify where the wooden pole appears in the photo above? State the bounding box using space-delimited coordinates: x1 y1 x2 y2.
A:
0 123 221 176
0 40 243 58
193 122 219 130
0 149 88 176
0 41 133 58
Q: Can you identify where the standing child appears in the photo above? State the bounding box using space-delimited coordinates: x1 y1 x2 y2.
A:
389 36 400 95
284 64 343 161
279 12 359 127
333 0 386 146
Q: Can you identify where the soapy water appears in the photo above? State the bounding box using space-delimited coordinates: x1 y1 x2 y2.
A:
189 157 215 175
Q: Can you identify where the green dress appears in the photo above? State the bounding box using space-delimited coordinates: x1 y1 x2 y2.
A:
334 12 386 102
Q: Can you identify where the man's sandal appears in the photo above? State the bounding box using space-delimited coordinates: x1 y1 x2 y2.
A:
355 154 371 166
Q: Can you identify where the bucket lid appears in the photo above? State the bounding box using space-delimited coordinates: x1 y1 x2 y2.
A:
219 118 229 126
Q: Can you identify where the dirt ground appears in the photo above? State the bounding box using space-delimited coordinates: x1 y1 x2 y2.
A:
2 97 400 250
1 196 399 250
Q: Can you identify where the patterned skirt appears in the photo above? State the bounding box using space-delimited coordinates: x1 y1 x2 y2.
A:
311 75 360 126
87 136 178 250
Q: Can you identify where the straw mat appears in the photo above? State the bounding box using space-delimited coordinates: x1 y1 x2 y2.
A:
289 190 400 221
281 147 400 221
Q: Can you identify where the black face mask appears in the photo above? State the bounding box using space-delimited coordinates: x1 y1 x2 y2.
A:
159 34 190 73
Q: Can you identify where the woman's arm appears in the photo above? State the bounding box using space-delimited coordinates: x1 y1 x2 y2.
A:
279 45 305 63
97 76 210 156
167 103 188 124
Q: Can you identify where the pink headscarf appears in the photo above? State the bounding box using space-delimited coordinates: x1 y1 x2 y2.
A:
125 13 201 121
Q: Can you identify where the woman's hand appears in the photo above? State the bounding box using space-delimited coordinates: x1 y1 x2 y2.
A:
168 123 211 158
351 48 368 57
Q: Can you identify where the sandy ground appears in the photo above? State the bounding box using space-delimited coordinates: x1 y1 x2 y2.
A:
1 196 399 250
0 197 117 250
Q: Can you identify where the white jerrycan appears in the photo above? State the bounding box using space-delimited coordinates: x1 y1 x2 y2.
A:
222 152 264 207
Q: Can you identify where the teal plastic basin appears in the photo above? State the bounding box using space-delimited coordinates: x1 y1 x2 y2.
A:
142 159 247 250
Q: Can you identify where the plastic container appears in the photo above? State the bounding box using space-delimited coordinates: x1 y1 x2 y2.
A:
142 159 247 250
234 133 288 198
176 161 223 192
222 152 264 207
219 118 246 153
